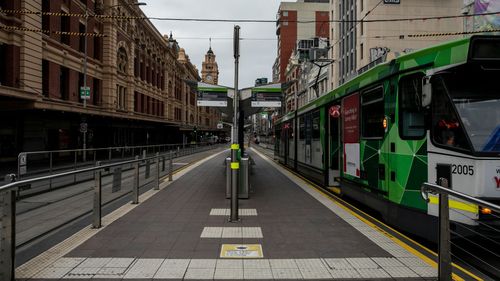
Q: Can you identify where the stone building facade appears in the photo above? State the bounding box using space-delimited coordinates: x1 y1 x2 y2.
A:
0 0 220 162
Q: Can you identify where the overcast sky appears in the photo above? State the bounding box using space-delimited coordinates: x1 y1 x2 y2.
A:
140 0 293 89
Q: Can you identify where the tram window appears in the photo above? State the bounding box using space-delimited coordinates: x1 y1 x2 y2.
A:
399 73 426 139
312 111 320 139
431 77 471 151
362 87 385 138
299 117 305 140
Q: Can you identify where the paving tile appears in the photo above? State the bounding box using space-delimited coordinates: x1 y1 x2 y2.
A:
243 259 270 269
371 257 405 267
383 266 420 278
33 267 73 279
51 258 86 268
216 259 243 269
184 267 215 279
269 259 298 269
213 268 243 279
328 268 361 278
297 267 332 279
271 268 303 279
356 268 391 278
124 258 163 279
398 257 432 267
411 266 438 277
323 258 353 270
188 259 217 269
243 268 273 279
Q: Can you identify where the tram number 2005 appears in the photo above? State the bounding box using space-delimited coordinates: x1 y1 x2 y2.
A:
451 164 474 176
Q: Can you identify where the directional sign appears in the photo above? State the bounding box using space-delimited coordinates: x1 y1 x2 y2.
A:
197 84 228 107
251 84 282 108
80 86 91 100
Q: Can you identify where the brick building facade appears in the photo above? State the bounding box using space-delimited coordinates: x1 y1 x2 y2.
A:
0 0 220 162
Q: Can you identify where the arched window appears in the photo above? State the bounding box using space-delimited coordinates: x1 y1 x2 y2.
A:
117 47 128 73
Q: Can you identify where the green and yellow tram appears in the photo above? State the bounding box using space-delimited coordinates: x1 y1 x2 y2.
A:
275 35 500 240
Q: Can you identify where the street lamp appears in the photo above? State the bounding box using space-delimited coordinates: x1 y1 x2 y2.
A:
81 2 147 161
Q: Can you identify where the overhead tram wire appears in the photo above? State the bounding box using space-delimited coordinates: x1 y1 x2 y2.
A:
2 24 499 41
1 9 500 24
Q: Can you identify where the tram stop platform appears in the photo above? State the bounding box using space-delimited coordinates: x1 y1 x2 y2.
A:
16 147 440 280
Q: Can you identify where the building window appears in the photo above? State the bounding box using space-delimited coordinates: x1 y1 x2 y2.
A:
360 43 364 60
42 0 50 31
283 21 288 26
42 60 49 97
117 47 128 74
117 85 126 110
93 35 101 60
93 78 101 105
60 11 70 45
79 22 86 53
283 11 288 17
60 66 69 100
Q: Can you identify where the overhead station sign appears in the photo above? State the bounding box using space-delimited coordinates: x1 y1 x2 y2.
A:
251 83 282 108
197 83 228 107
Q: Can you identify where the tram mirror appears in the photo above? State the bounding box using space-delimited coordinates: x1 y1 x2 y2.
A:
422 76 432 107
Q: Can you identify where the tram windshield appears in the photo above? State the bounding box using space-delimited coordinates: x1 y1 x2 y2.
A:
434 67 500 153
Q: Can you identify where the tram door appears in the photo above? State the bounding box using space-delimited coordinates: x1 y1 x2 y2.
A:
328 104 341 186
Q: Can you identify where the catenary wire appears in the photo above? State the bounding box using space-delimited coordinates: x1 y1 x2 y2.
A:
1 9 499 24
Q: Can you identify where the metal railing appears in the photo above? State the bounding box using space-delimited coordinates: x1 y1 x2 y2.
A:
421 180 500 280
13 143 212 199
0 144 219 281
16 142 210 180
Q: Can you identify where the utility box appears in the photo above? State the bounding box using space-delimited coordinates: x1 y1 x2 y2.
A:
225 157 250 199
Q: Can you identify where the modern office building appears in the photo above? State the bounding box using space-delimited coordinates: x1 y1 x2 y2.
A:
330 0 463 88
274 0 330 83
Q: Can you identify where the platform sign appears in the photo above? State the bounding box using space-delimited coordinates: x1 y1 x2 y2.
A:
197 83 228 107
251 84 282 107
220 244 263 258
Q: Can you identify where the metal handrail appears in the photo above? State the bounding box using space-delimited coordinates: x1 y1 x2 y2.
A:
17 142 208 155
421 182 500 213
421 181 500 281
2 154 160 194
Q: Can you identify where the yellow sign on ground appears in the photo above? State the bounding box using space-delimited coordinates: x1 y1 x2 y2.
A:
220 244 263 258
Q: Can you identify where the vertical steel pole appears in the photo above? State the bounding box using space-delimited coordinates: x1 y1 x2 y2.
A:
230 25 240 222
49 152 53 190
93 161 102 228
169 151 173 182
0 183 16 280
155 152 160 190
132 156 139 204
438 178 452 281
82 11 88 162
74 151 77 183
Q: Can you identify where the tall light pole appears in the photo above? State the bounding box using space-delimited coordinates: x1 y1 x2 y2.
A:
230 25 240 222
81 2 146 161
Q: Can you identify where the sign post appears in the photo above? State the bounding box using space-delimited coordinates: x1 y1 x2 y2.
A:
230 26 240 222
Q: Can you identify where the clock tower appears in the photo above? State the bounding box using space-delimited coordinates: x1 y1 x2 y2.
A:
201 40 219 85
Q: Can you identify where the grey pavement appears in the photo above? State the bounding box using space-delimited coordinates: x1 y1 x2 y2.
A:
17 148 437 280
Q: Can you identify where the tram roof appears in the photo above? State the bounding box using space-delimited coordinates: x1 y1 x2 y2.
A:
275 36 475 124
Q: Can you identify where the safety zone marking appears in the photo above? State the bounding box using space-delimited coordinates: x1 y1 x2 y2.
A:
220 244 263 259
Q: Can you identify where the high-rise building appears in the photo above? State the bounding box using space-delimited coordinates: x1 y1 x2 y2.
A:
274 0 330 83
330 0 462 89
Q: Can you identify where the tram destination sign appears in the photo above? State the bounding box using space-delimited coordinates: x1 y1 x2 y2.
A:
197 84 228 107
251 85 282 108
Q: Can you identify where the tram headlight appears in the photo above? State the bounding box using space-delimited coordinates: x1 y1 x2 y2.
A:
480 207 492 215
